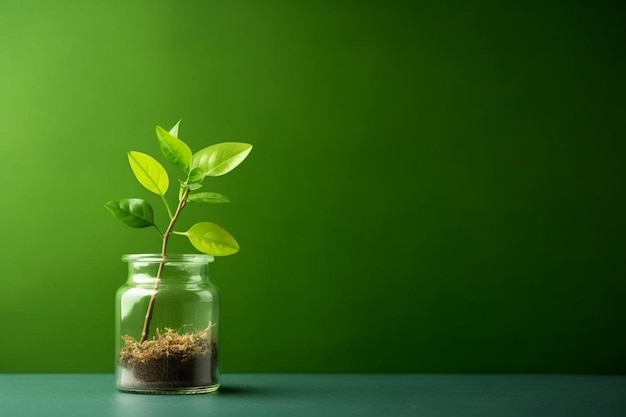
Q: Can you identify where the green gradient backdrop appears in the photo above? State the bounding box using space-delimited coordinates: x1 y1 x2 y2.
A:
0 0 625 373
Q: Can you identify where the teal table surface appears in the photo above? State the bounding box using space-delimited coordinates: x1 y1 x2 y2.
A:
1 374 625 416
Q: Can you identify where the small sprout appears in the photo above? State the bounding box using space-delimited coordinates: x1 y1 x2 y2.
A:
106 120 252 256
106 120 252 342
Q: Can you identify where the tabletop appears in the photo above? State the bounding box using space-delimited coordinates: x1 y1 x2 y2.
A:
1 373 625 416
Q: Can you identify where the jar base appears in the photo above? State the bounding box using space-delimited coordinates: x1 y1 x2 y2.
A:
116 366 219 395
117 384 220 395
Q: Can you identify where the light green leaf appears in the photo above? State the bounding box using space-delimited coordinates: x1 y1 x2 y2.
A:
169 119 181 138
178 179 203 191
105 199 155 228
188 192 230 204
189 167 203 183
177 180 202 201
187 183 203 190
191 142 252 178
186 222 240 256
128 151 169 196
156 125 192 170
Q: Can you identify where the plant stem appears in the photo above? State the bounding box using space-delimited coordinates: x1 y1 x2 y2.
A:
139 187 191 343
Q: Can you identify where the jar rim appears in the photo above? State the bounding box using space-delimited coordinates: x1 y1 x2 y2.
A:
122 253 214 263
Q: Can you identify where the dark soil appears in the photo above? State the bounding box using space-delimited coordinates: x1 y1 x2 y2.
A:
118 327 217 389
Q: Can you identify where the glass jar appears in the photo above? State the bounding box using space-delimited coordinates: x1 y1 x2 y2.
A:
115 254 220 394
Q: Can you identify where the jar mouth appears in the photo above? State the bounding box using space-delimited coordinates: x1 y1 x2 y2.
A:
122 253 214 264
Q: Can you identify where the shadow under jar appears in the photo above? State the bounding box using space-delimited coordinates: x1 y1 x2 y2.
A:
115 254 220 394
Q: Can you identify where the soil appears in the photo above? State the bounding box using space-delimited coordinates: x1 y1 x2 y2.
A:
118 327 218 390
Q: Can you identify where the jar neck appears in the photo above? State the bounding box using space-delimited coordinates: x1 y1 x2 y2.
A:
123 254 213 286
122 253 214 264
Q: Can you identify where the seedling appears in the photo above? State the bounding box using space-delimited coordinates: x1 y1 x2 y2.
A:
106 120 252 342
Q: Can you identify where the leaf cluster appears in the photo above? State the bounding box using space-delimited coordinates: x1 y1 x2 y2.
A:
105 121 252 256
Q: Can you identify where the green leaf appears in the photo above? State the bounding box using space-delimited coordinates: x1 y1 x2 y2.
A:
186 222 240 256
177 180 202 201
105 199 155 228
189 167 203 183
178 180 203 190
128 151 169 196
188 192 230 204
191 142 252 178
187 182 203 190
156 125 192 170
178 180 202 191
169 119 181 138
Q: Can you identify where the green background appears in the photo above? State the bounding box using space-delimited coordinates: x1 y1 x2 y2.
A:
0 0 624 374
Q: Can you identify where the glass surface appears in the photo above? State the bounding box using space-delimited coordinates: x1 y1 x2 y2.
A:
115 254 220 394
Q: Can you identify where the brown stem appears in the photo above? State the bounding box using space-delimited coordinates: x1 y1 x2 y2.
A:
139 187 191 343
